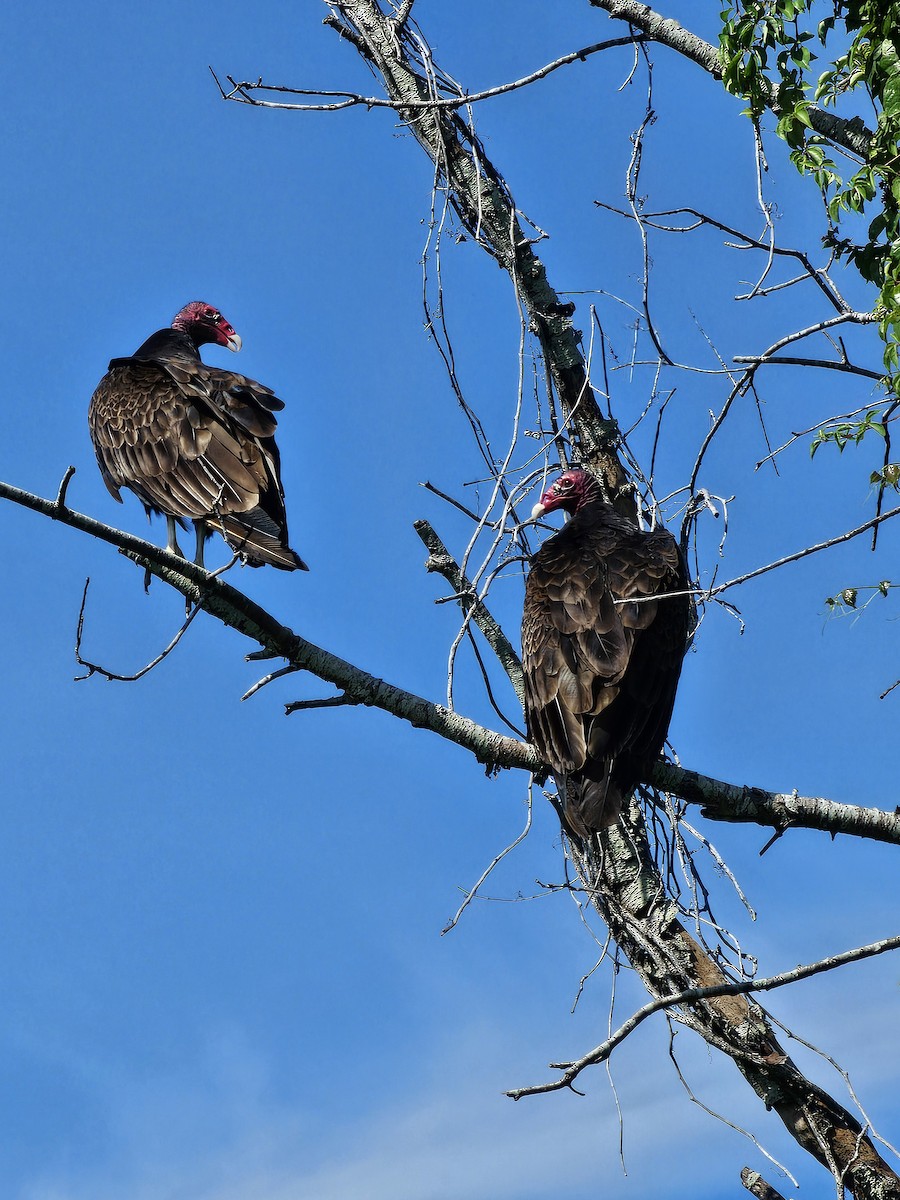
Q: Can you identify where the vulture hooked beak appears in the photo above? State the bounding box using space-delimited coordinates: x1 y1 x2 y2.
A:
225 331 242 353
531 500 548 520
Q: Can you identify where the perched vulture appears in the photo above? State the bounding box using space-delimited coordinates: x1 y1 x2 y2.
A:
89 300 307 571
522 468 690 837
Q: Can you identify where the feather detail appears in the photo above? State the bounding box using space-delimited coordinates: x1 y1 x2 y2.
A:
88 311 307 571
522 482 690 838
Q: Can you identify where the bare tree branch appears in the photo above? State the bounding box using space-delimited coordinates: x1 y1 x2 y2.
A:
565 807 900 1198
74 577 202 683
441 782 534 935
684 310 879 517
214 36 643 112
413 518 525 702
596 202 854 314
741 1167 789 1200
709 503 900 597
733 354 885 382
0 476 532 773
314 1 632 504
54 464 76 510
506 930 900 1098
241 663 301 702
587 0 873 159
650 762 900 847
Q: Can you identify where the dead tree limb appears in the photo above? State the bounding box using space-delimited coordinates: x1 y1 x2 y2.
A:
0 476 530 773
7 475 897 850
213 35 643 112
214 8 900 1192
413 517 525 703
508 929 900 1097
650 762 900 847
320 0 632 506
570 803 900 1200
587 0 873 159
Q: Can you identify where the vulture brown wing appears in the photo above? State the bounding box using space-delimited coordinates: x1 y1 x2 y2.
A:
89 358 304 568
522 518 631 775
194 366 300 568
596 527 689 767
89 314 306 572
523 500 690 836
88 361 219 518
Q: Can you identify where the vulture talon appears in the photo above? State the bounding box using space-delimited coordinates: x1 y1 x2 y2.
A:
165 515 185 560
193 520 208 570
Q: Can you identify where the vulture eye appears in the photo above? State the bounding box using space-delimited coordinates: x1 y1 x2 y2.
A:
205 310 221 323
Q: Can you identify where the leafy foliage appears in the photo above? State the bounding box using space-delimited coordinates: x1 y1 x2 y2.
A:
825 579 892 611
808 408 886 455
720 1 900 390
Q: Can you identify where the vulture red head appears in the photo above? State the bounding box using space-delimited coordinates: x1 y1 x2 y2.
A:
171 301 242 353
531 468 600 519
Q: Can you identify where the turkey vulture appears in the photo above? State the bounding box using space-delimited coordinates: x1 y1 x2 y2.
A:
89 301 307 571
522 468 690 836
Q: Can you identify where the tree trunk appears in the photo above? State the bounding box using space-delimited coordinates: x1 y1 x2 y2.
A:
321 5 900 1193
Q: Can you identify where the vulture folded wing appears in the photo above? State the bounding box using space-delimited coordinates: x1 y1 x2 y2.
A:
89 351 306 570
90 363 208 516
197 367 303 568
523 492 690 837
88 304 307 572
595 527 689 769
522 522 631 776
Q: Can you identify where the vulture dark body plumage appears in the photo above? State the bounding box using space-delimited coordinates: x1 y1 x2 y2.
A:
522 469 690 837
89 301 307 571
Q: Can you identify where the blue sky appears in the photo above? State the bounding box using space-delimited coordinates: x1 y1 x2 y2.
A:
1 2 897 1197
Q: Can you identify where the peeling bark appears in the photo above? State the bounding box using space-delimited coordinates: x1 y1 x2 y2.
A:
317 7 900 1193
576 805 900 1200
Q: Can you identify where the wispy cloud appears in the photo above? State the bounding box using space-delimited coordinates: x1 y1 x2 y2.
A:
18 1019 754 1200
19 982 900 1200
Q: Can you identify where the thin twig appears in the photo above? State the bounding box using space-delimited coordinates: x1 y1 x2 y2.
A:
54 465 76 512
441 783 534 934
664 1021 799 1186
285 694 362 713
74 577 200 682
708 503 900 597
241 663 301 702
733 354 884 381
214 37 644 112
420 480 484 525
597 201 851 312
414 518 525 702
506 931 900 1098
